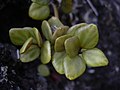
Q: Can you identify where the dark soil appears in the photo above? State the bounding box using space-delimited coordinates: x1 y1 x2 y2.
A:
0 0 120 90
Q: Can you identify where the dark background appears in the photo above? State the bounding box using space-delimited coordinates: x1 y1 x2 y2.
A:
0 0 120 90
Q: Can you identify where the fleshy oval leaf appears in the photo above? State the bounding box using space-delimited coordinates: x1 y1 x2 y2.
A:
29 3 50 20
54 34 72 52
41 20 52 41
48 16 64 28
52 51 66 74
20 37 33 54
40 41 51 64
52 26 69 43
67 23 87 36
9 28 32 45
32 0 50 5
20 45 40 62
38 64 50 77
64 55 86 80
75 24 99 49
82 48 109 67
65 36 80 58
33 27 43 47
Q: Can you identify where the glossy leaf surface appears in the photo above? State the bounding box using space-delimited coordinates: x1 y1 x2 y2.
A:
54 34 71 52
48 17 64 28
33 27 43 47
52 51 66 74
75 24 99 49
9 28 32 45
29 3 50 20
67 23 87 36
52 26 69 43
20 45 40 62
41 20 52 41
82 48 108 67
65 36 80 58
38 64 50 76
20 37 33 54
40 41 51 64
64 55 86 80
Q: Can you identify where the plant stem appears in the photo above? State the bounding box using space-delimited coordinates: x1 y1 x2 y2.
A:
51 3 59 18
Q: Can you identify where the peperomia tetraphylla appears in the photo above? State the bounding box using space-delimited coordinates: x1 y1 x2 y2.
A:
9 16 108 80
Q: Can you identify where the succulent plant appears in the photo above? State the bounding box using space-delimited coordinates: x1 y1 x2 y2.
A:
9 16 108 80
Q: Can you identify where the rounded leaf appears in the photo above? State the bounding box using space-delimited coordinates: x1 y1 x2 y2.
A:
64 55 86 80
20 45 40 62
20 37 33 54
38 64 50 76
29 3 50 20
48 16 64 28
52 51 66 74
40 41 51 64
54 34 71 52
9 28 32 45
32 0 49 5
65 36 80 58
75 24 99 49
67 23 87 36
82 48 109 67
41 20 52 41
52 26 69 43
33 27 43 47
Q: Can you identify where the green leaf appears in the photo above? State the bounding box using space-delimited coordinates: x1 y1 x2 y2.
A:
38 64 50 76
52 51 66 74
32 0 50 5
20 37 33 54
29 3 50 20
61 0 72 13
82 48 109 67
9 28 33 45
67 23 87 36
52 26 69 43
40 41 51 64
41 20 52 41
48 16 64 28
65 36 80 58
64 55 86 80
20 45 40 62
32 27 43 47
75 24 99 49
54 34 71 52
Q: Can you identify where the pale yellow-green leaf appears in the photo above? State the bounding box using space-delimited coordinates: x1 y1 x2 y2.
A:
20 37 33 54
38 64 50 76
32 27 43 47
48 16 64 28
29 3 50 20
20 45 40 62
40 41 51 64
54 34 71 52
65 36 80 58
67 23 87 36
82 48 108 67
75 24 99 49
41 20 52 41
52 51 66 74
9 28 32 45
64 55 86 80
52 26 69 43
